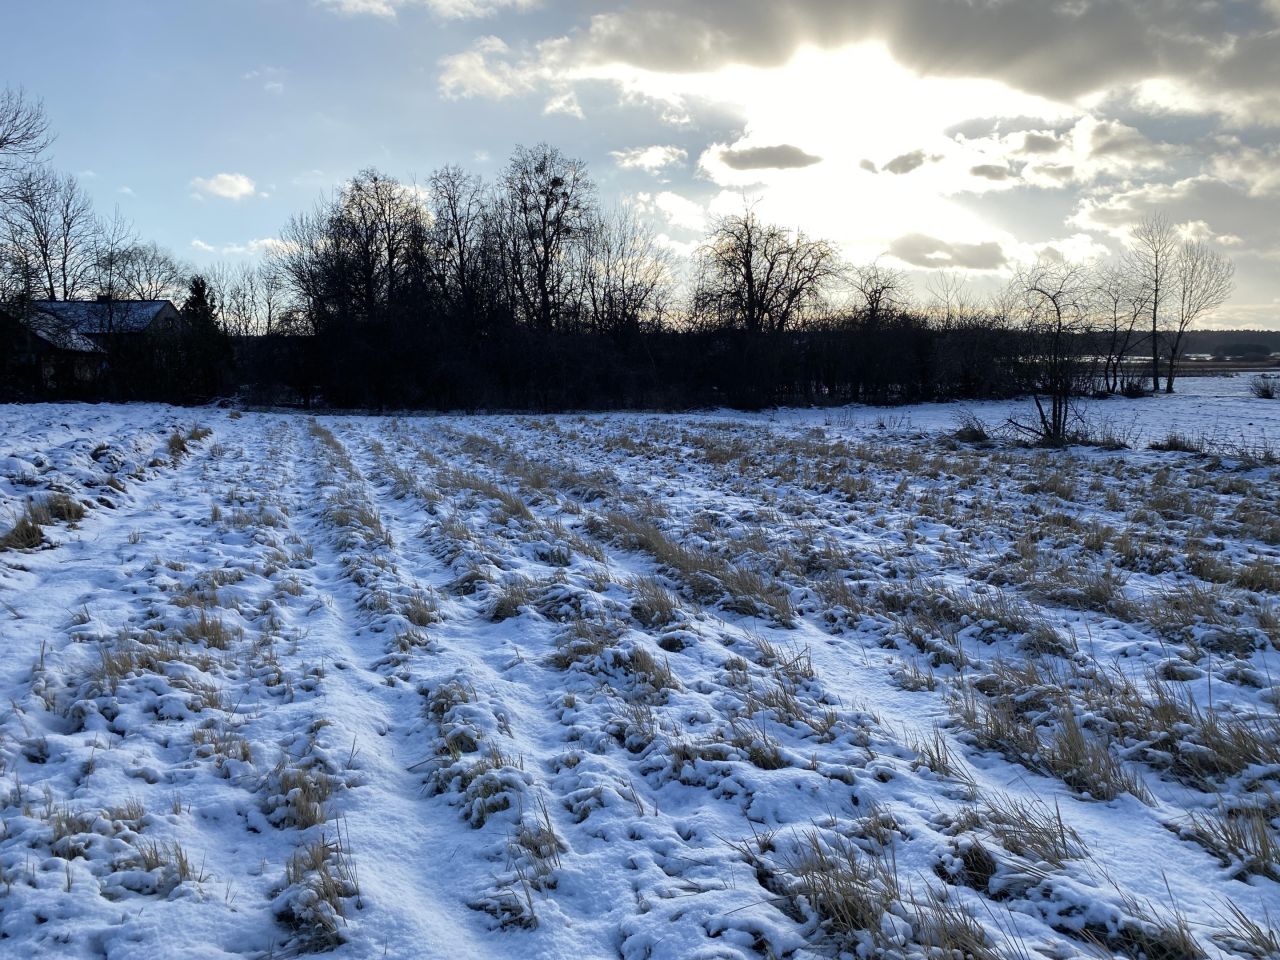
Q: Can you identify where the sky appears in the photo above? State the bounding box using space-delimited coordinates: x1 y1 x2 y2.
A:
5 0 1280 327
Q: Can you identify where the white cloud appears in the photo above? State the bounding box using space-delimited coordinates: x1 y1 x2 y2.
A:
652 191 706 232
117 186 135 196
610 145 687 173
1209 141 1280 197
319 0 537 19
190 173 258 201
544 89 583 118
425 0 537 17
190 237 286 257
243 67 286 95
291 169 330 189
316 0 397 16
439 37 539 99
223 238 289 256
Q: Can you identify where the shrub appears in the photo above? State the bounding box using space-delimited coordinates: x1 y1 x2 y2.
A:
1150 431 1203 453
952 412 990 444
1249 375 1277 400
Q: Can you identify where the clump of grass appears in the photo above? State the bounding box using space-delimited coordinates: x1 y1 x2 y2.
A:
1211 903 1280 959
719 565 796 626
727 716 786 769
401 589 439 627
44 492 86 523
267 759 336 829
776 830 902 950
1236 556 1280 594
1144 583 1230 636
1042 706 1150 803
949 685 1042 765
548 618 619 671
167 431 189 459
491 577 533 621
623 644 681 694
1150 431 1204 453
192 722 252 773
905 726 974 787
1180 804 1279 882
1095 886 1207 960
982 792 1086 866
279 829 360 951
511 796 564 887
458 743 525 827
181 610 239 649
910 886 999 960
1 498 49 550
630 575 680 627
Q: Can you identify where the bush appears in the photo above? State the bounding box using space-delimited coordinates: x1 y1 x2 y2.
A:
952 412 990 444
1150 431 1204 453
1119 377 1149 398
1250 375 1277 400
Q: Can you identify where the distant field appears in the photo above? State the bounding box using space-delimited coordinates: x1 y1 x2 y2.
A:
1 383 1277 958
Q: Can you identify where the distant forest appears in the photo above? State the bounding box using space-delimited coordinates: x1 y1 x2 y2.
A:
1 88 1257 434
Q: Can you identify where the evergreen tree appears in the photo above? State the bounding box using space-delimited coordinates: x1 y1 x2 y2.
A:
181 275 232 399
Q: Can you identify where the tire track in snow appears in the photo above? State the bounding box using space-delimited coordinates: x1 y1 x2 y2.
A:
292 418 490 957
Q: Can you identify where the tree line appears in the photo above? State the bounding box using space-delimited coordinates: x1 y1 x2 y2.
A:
0 87 1236 430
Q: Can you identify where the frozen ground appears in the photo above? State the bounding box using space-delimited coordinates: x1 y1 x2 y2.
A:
0 380 1277 959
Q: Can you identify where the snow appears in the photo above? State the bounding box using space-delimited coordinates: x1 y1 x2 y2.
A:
0 381 1277 958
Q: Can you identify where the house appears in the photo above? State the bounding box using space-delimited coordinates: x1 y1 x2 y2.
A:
0 304 106 396
31 297 182 343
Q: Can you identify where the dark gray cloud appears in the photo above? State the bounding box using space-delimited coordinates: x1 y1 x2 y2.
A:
572 1 1254 103
1074 176 1280 252
970 164 1011 181
1088 119 1171 164
721 144 822 170
888 233 1007 270
1020 132 1062 154
884 149 927 174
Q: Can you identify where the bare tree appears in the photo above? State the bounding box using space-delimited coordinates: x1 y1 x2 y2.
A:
339 168 427 320
215 262 259 337
275 169 428 331
256 261 286 336
1125 213 1179 392
692 206 841 334
1012 259 1099 445
1093 260 1149 394
925 270 981 328
3 166 97 300
276 205 333 329
118 241 188 301
0 87 50 202
495 143 594 332
428 164 488 323
1162 241 1234 393
90 207 138 298
581 205 671 337
851 259 909 325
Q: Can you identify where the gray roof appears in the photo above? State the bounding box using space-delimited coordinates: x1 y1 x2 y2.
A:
22 310 105 354
32 299 177 335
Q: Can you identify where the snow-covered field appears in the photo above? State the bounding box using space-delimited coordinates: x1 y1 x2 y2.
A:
1 379 1278 959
